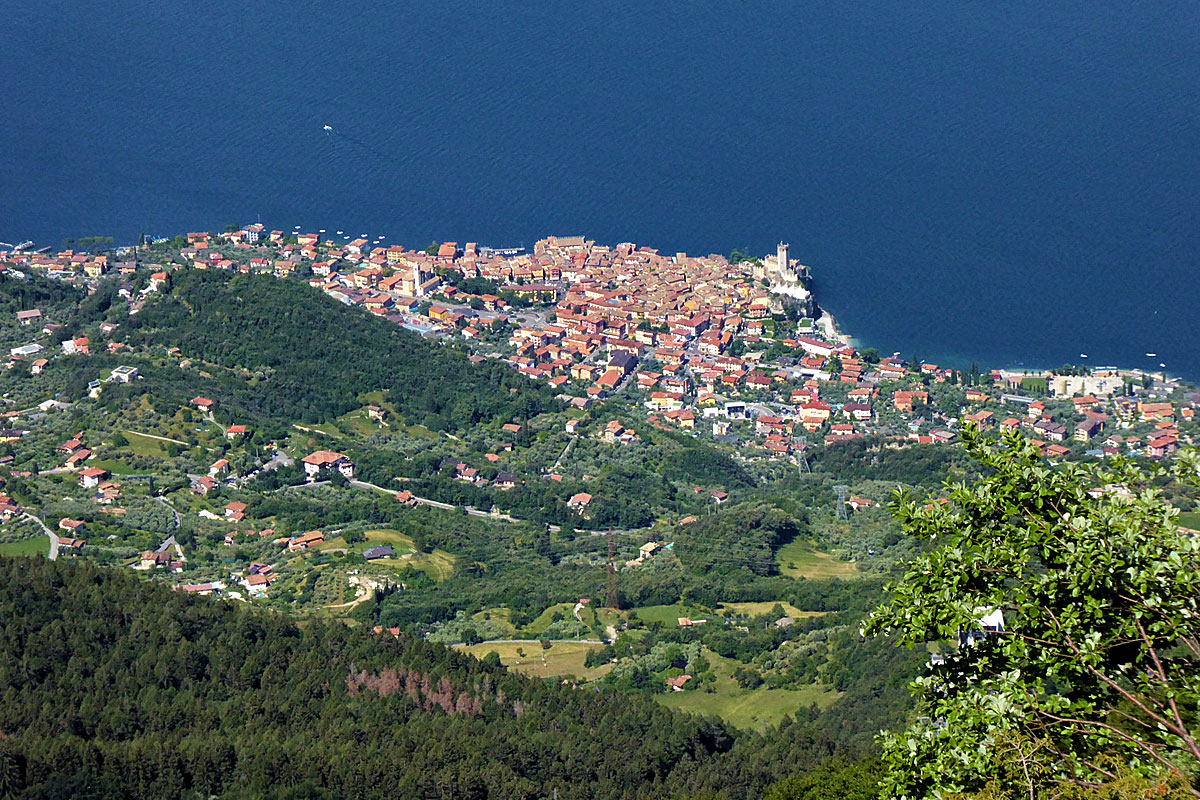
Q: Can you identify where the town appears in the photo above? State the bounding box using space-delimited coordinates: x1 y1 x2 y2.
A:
2 227 1191 469
0 226 1196 731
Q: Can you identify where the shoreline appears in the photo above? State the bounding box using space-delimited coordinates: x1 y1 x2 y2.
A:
4 229 1191 384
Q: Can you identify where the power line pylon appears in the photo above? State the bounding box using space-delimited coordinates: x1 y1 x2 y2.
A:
605 530 619 610
834 485 849 521
794 435 810 474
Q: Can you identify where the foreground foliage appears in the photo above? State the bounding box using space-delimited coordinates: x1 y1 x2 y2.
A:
865 430 1200 797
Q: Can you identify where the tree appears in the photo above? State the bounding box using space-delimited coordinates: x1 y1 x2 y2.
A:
864 429 1200 798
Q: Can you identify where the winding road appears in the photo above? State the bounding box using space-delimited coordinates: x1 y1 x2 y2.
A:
23 512 58 560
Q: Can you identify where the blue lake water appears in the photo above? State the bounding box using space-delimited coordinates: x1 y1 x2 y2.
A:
3 1 1198 376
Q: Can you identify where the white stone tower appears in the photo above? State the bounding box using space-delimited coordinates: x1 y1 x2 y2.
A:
777 241 789 271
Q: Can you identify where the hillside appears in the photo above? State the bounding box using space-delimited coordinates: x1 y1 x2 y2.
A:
118 269 555 428
0 558 764 800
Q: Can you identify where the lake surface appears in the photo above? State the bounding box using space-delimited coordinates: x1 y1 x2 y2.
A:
3 1 1198 376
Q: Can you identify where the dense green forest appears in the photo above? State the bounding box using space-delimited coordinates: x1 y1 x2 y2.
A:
117 270 555 428
0 558 895 800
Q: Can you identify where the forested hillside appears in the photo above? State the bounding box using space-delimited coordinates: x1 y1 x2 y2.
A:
118 270 555 428
0 558 766 800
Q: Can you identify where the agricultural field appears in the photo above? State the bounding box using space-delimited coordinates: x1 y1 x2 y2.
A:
455 640 610 680
717 601 826 619
655 648 840 730
0 535 49 558
775 539 860 580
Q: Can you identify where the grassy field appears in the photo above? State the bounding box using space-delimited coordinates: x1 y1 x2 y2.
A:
455 640 609 680
656 648 840 730
1178 511 1200 531
88 459 137 476
124 430 170 457
336 409 381 438
717 601 827 619
361 529 456 581
0 536 49 557
471 608 518 638
632 603 715 627
776 539 860 580
523 602 578 635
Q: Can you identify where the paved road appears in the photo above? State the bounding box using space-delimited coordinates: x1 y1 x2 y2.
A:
154 497 182 530
304 478 641 537
23 513 58 560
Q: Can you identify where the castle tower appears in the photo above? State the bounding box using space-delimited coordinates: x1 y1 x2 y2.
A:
412 261 423 298
777 242 789 271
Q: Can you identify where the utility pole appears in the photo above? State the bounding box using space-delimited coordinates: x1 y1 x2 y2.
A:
834 485 849 521
605 529 619 610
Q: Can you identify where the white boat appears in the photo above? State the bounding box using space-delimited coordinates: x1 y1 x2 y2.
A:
1159 363 1166 368
323 125 333 131
1080 354 1088 358
319 229 325 233
1146 352 1157 357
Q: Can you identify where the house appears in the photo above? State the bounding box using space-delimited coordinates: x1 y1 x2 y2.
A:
301 450 354 479
209 458 230 477
893 391 929 412
848 497 873 512
191 397 214 413
288 530 325 551
224 501 248 521
395 490 417 506
363 545 395 560
57 537 85 554
567 492 593 513
1075 417 1104 441
962 410 994 429
1033 420 1069 442
108 365 138 383
61 337 89 355
495 472 518 490
639 541 664 560
843 403 872 422
139 551 171 569
0 495 19 520
64 448 91 467
79 467 109 488
58 518 86 533
710 490 729 504
193 475 217 495
603 419 626 443
226 424 247 438
665 675 692 691
176 583 220 596
30 358 48 374
609 351 638 376
15 309 42 325
243 573 271 593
